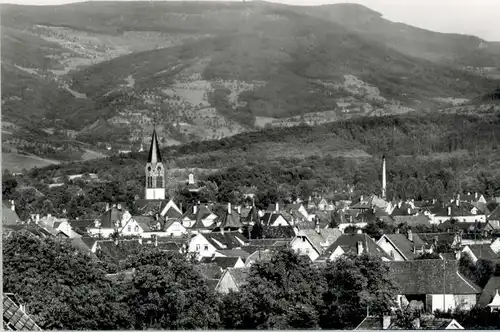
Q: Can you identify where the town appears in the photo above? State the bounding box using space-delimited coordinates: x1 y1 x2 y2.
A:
3 129 500 330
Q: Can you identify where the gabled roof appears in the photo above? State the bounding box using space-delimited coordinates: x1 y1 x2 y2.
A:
147 129 162 163
245 249 277 265
217 210 244 229
417 232 458 247
355 315 463 330
95 207 125 229
135 199 169 215
386 260 481 295
489 204 500 221
379 233 427 260
478 275 500 306
224 267 250 289
392 215 431 227
322 233 392 260
202 232 248 250
465 244 499 262
163 206 182 219
296 229 342 254
261 212 291 226
194 262 223 280
3 293 42 331
182 204 215 222
215 249 252 260
430 202 477 217
200 256 242 269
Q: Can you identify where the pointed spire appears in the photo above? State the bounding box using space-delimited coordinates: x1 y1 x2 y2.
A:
148 129 162 163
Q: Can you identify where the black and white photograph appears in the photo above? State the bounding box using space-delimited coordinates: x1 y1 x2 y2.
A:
1 0 500 329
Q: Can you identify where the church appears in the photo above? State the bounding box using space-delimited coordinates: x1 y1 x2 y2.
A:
134 129 182 218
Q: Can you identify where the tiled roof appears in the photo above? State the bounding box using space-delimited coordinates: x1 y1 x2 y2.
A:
489 204 500 221
466 244 499 262
322 233 392 260
417 232 458 247
95 240 142 263
96 207 125 229
215 249 252 260
134 199 169 215
392 215 431 228
430 202 476 217
261 212 291 226
203 232 248 250
382 233 428 260
298 229 342 254
355 315 462 330
226 267 250 288
245 249 277 265
3 293 42 331
200 256 242 269
182 204 215 222
164 206 182 219
478 276 500 306
217 211 243 229
386 260 481 295
194 263 223 280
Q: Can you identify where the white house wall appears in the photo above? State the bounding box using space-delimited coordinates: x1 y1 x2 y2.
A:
188 235 217 258
377 237 406 261
215 272 238 294
290 236 319 262
164 222 187 237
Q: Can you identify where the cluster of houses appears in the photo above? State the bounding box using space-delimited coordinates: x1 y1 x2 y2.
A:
4 131 500 330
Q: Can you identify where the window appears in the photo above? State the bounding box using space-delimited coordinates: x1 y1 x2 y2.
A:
305 248 310 254
204 245 209 251
134 226 139 232
147 176 153 188
127 225 131 232
157 176 163 188
196 244 200 251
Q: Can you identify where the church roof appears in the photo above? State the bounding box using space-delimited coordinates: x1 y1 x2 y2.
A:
147 129 162 163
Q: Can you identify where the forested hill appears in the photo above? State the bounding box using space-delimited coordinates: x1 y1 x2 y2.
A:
4 112 500 221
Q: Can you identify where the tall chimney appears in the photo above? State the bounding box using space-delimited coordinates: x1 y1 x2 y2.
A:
456 194 460 207
356 240 364 255
382 155 387 199
382 315 391 330
238 205 241 214
407 229 413 242
10 200 15 212
448 206 451 216
193 205 197 214
275 203 279 212
228 202 232 214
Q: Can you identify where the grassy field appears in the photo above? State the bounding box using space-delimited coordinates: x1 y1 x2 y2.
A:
2 152 60 172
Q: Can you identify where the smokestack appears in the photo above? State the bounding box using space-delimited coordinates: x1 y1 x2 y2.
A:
228 202 232 214
357 241 364 255
382 155 387 199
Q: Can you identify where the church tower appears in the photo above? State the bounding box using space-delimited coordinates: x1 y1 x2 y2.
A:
145 129 166 200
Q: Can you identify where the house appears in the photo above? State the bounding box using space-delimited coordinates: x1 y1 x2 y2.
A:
214 203 244 231
244 249 276 267
87 206 129 238
350 195 390 212
2 200 21 225
244 205 261 226
488 205 500 229
320 232 393 261
159 199 182 219
290 228 342 262
392 215 432 229
199 256 246 269
477 275 500 309
37 215 81 238
181 204 218 230
461 244 500 264
188 232 248 258
460 192 487 205
193 262 223 290
239 186 258 200
215 267 250 294
355 315 464 330
418 232 462 252
164 219 187 237
387 259 481 312
285 203 309 220
377 230 432 261
3 293 42 331
428 200 486 224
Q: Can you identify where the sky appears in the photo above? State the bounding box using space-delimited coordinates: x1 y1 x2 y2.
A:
1 0 499 41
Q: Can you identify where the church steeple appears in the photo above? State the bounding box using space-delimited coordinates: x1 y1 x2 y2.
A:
145 129 166 200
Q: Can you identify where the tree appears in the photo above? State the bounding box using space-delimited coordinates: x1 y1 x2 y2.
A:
320 254 398 329
125 248 221 329
3 231 131 330
475 259 495 288
225 249 324 329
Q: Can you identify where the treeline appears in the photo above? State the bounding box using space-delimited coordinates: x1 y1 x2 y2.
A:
4 232 500 330
4 113 500 220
